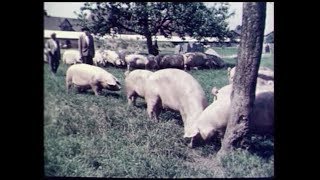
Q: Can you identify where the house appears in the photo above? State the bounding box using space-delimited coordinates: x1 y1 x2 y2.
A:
263 31 274 53
264 31 274 44
44 15 83 48
44 15 82 31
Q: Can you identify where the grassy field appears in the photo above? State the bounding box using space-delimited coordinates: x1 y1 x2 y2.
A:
44 46 274 178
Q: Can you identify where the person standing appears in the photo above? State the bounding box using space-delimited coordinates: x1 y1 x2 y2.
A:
265 43 270 53
79 27 95 65
45 32 61 74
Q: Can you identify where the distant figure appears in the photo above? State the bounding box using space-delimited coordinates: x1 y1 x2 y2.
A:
79 27 95 65
188 42 194 52
265 44 270 53
45 32 61 75
174 44 183 54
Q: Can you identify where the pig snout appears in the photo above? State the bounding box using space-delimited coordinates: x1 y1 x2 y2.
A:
106 81 121 91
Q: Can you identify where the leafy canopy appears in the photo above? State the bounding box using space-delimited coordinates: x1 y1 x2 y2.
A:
76 2 234 41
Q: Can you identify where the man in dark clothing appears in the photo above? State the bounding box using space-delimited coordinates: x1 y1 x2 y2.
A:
45 32 61 74
78 27 95 65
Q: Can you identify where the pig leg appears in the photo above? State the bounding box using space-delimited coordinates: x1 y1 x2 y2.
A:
90 84 100 96
188 133 204 148
127 90 137 106
188 137 196 148
131 96 136 106
76 87 82 93
66 77 72 94
97 85 103 94
146 95 161 122
184 64 188 71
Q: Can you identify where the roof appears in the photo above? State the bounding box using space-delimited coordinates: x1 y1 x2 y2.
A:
232 29 241 36
44 16 82 31
265 31 274 37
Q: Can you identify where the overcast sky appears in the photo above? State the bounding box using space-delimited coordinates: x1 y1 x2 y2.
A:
44 2 274 34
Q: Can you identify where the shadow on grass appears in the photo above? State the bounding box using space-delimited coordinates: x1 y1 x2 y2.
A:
159 109 184 126
68 90 122 99
189 133 274 159
245 134 274 159
134 102 147 109
104 92 121 98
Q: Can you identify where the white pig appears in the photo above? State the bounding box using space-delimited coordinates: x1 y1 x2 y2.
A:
66 64 121 96
62 49 82 65
144 68 208 137
124 69 154 106
185 84 274 147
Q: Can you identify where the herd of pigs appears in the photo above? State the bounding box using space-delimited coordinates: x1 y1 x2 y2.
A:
45 47 273 148
63 54 274 148
44 48 226 71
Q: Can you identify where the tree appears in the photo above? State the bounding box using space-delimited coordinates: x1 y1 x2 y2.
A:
218 2 266 155
76 2 233 55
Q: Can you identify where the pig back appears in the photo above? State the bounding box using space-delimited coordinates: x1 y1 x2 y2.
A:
146 69 207 111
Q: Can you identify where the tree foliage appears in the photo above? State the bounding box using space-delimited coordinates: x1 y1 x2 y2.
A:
76 2 234 54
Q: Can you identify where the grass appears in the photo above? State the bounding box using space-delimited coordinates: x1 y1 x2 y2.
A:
44 45 274 178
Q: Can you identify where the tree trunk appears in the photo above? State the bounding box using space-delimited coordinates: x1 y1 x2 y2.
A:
145 34 154 55
218 2 266 156
141 6 157 56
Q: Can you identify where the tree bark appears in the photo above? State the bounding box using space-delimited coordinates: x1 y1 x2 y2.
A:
145 34 154 55
218 2 266 156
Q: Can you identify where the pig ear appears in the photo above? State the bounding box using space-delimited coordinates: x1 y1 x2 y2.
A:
184 127 199 138
116 80 121 85
113 77 121 85
107 77 120 86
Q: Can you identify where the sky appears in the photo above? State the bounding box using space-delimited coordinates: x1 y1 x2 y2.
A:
44 2 274 35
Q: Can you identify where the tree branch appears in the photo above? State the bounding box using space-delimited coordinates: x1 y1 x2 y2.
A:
117 22 143 35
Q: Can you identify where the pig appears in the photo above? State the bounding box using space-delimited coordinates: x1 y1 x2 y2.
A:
146 55 159 70
62 49 82 65
125 54 150 71
93 50 106 67
103 50 126 67
156 54 185 69
183 52 207 70
183 52 225 70
117 49 132 66
184 84 274 148
144 68 208 138
205 54 225 69
66 64 121 96
124 69 154 106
